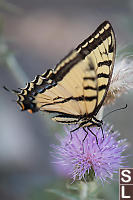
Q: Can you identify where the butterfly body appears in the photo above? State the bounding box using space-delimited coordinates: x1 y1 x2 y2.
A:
15 21 116 128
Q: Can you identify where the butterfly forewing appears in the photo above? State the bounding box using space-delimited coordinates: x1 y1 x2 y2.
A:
37 56 97 116
15 21 116 125
76 21 116 115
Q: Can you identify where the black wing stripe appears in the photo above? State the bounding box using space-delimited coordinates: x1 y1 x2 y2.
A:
98 85 107 91
83 77 96 81
98 73 109 78
44 110 81 117
84 86 97 90
54 119 79 123
54 53 82 82
98 60 112 67
108 33 114 53
41 95 97 107
76 23 112 56
41 69 53 78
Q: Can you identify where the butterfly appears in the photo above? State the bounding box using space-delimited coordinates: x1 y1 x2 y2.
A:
11 21 116 134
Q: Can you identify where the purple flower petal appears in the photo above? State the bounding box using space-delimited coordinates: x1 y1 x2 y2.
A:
51 124 128 182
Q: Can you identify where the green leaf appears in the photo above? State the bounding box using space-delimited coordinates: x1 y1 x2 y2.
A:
46 188 80 200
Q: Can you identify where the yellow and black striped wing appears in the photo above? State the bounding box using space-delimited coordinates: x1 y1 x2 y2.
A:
76 21 116 115
15 21 116 124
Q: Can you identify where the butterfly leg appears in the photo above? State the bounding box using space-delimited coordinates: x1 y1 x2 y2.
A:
82 127 89 142
70 126 81 141
99 124 104 140
82 127 89 153
82 126 100 150
87 126 100 150
66 126 81 146
71 126 81 133
93 121 104 140
92 116 104 140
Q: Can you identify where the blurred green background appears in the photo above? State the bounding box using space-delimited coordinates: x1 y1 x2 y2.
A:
0 0 133 199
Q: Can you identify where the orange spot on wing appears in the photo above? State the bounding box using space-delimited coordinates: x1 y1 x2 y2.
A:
28 109 33 114
21 104 25 111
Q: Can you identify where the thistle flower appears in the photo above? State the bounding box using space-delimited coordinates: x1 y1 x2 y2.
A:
105 56 133 105
51 124 128 183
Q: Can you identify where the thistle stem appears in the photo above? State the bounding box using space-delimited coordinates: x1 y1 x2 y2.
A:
79 107 104 200
80 182 88 200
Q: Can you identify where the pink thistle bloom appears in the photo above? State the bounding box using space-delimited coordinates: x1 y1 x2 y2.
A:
51 124 128 183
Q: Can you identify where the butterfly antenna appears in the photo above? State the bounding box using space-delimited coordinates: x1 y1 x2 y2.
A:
3 86 20 94
103 104 128 120
3 86 11 92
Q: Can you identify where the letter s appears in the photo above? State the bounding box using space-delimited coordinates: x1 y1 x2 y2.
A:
121 170 131 183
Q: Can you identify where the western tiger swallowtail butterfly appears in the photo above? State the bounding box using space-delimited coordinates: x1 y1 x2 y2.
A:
9 21 116 136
